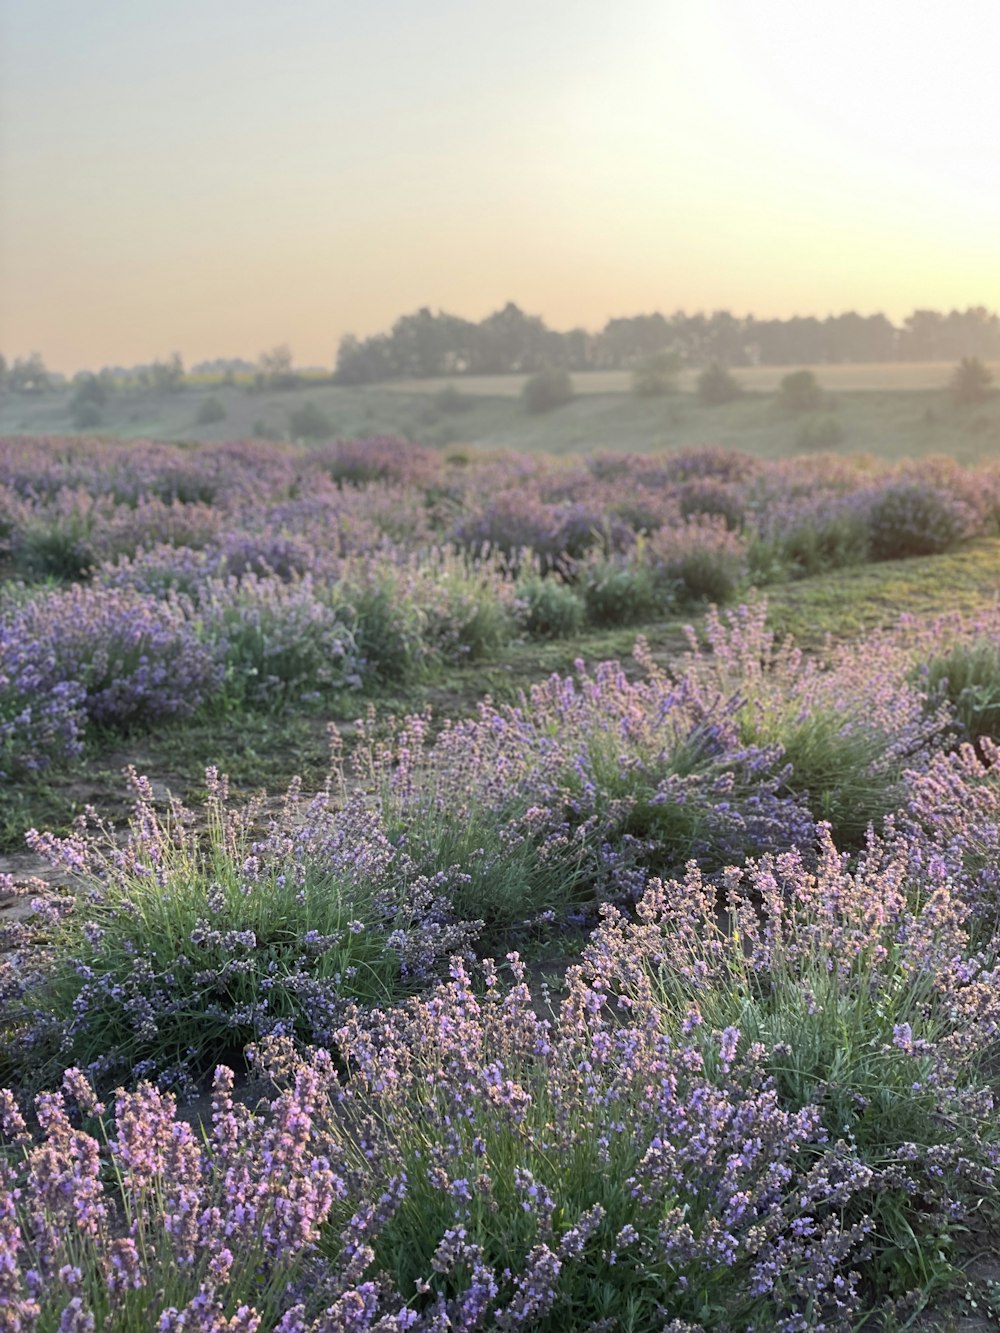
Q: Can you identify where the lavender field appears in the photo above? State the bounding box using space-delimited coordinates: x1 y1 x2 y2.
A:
3 433 1000 1329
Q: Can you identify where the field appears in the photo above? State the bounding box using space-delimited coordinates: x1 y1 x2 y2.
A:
4 361 1000 463
4 432 1000 1328
392 361 1000 396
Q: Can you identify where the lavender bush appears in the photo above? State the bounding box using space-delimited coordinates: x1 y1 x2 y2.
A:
583 832 1000 1296
196 573 362 707
0 946 932 1331
866 479 974 560
4 770 476 1094
674 600 949 846
0 585 218 768
346 655 817 936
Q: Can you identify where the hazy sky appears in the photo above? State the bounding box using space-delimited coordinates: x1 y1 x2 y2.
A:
2 0 998 373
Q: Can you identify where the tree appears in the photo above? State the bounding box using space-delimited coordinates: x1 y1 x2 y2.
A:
777 369 824 413
472 303 551 374
335 333 395 385
697 363 743 405
522 366 573 414
598 313 673 368
257 345 298 391
950 356 993 406
0 354 7 391
632 349 682 397
9 352 51 393
150 354 185 393
71 372 108 408
898 310 945 361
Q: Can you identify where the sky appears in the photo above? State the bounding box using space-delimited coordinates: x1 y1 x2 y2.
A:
2 0 999 374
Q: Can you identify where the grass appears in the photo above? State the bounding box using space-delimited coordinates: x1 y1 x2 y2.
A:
763 537 1000 648
4 369 1000 462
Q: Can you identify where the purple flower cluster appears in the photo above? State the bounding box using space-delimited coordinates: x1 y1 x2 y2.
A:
0 585 218 770
0 954 891 1330
348 648 817 917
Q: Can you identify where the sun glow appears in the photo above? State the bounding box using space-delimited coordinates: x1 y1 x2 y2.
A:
1 0 997 372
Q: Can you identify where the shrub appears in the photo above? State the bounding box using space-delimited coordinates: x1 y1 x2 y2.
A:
253 418 284 442
12 516 94 581
195 395 227 425
660 445 759 484
796 412 844 449
288 401 332 439
755 497 870 579
676 599 940 846
348 655 814 938
338 566 432 683
676 478 745 530
0 953 924 1332
516 573 586 638
198 573 361 708
631 348 681 397
69 375 108 431
0 1063 346 1329
452 492 567 569
95 543 222 600
522 366 573 414
899 738 1000 930
777 368 824 413
586 832 1000 1301
0 664 86 777
696 362 743 405
867 480 971 560
313 437 441 488
1 584 218 739
753 704 906 847
8 772 475 1092
327 955 876 1330
950 355 993 406
646 516 746 605
580 555 663 625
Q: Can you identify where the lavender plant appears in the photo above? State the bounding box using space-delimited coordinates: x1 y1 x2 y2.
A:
0 961 886 1332
866 479 974 560
196 573 362 708
4 770 477 1094
0 585 218 769
917 637 1000 744
674 600 948 846
581 833 1000 1298
346 655 816 937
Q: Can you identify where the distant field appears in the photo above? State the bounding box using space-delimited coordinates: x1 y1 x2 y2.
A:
2 362 999 462
392 362 1000 396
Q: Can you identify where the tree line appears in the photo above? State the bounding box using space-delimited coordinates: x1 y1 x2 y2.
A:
334 303 1000 384
4 306 999 397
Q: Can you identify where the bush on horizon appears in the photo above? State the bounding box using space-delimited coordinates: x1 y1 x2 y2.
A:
522 366 574 414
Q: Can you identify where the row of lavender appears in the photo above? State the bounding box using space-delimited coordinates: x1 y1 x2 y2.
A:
4 600 1000 1326
2 435 999 780
2 435 996 581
